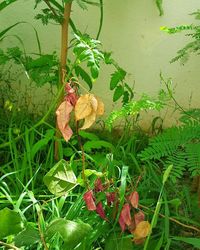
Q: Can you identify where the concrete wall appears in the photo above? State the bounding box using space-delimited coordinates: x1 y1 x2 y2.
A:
1 0 200 125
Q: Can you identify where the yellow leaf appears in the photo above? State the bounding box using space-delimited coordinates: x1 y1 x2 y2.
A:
75 94 93 121
90 94 98 112
80 111 96 130
96 97 104 116
133 221 151 240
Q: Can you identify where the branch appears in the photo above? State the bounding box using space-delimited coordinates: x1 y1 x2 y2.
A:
0 241 20 250
139 204 200 233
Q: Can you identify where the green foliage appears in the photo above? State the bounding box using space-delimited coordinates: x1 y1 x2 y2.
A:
44 159 77 196
140 123 200 182
106 91 168 130
105 233 133 250
14 224 40 247
161 10 200 63
0 207 23 239
156 0 164 16
46 218 92 249
73 32 104 79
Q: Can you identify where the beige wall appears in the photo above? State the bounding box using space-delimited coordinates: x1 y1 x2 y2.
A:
1 0 200 125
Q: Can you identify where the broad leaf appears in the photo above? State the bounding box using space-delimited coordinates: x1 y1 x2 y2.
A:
133 221 151 240
105 232 133 250
46 218 92 249
75 65 93 90
0 208 23 239
15 224 40 247
83 140 114 152
56 101 73 142
75 94 104 130
110 68 126 90
113 85 124 102
43 159 77 196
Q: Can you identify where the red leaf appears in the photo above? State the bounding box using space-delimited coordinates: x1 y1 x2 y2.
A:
94 178 104 192
56 101 73 142
65 83 78 106
134 211 145 226
96 202 107 220
129 191 139 209
119 203 132 231
83 190 96 211
106 192 116 206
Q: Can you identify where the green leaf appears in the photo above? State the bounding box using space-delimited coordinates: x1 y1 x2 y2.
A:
113 85 124 102
43 159 77 196
0 0 17 11
110 68 126 90
83 140 114 152
156 0 164 16
31 129 54 159
75 66 93 90
0 22 25 39
15 224 40 247
45 218 92 249
105 232 133 250
0 208 23 239
172 237 200 248
79 130 99 141
163 165 173 184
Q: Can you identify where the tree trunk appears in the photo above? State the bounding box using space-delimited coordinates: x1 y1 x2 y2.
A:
55 2 72 160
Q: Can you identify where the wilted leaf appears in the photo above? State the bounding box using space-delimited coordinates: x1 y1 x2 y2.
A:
119 203 132 231
96 202 107 220
129 191 139 208
94 178 104 192
75 94 93 121
106 192 116 206
96 96 105 115
83 190 96 210
56 101 73 142
80 111 96 130
46 218 92 249
43 159 77 196
133 221 151 240
65 82 78 106
134 211 145 227
0 207 23 239
15 224 40 247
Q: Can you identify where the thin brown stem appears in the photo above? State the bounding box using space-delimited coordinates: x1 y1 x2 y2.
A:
139 204 200 234
76 121 90 190
0 241 19 250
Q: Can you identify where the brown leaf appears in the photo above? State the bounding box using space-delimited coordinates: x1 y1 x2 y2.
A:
129 191 139 209
133 221 151 240
80 111 96 130
119 203 132 231
96 96 104 115
56 101 73 142
134 211 145 227
75 94 93 121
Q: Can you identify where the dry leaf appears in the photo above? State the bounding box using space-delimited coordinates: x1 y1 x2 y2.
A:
90 94 98 112
56 101 73 142
96 96 104 115
75 94 93 121
133 221 151 240
83 190 96 211
80 111 96 130
134 211 145 227
75 94 104 130
119 203 132 231
129 191 139 209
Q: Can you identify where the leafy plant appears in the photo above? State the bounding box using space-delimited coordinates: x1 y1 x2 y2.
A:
161 9 200 63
